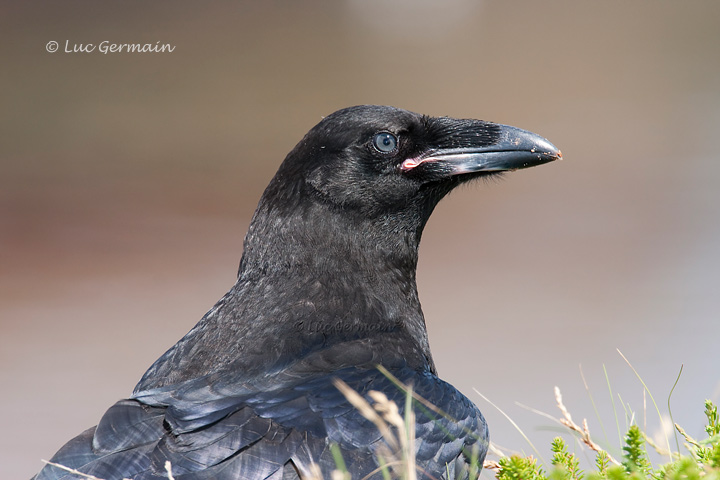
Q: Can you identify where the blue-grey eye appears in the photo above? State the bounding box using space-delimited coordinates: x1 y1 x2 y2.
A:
372 132 398 153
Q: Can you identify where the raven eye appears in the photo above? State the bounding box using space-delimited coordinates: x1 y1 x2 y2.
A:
372 132 398 153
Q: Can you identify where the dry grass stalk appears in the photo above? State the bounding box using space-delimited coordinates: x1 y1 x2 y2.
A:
368 387 417 480
554 386 621 465
333 378 400 452
334 380 423 480
301 462 324 480
41 460 134 480
487 442 508 460
369 390 405 431
42 459 178 480
164 461 176 480
642 431 678 458
675 423 703 450
41 461 105 480
331 469 350 480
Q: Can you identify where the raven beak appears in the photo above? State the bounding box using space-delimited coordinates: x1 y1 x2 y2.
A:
402 125 562 174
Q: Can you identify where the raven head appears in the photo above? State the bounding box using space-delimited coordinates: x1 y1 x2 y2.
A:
276 105 561 220
242 105 560 278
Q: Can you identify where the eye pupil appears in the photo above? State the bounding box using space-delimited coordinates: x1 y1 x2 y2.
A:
373 132 398 153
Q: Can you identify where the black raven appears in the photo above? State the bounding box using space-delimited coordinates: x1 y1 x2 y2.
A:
35 105 560 480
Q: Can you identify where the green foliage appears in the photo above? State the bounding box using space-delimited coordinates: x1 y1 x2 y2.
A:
550 437 583 480
708 443 720 470
497 455 547 480
705 401 719 437
604 465 638 480
622 425 652 476
660 457 702 480
492 400 720 480
329 443 351 480
594 451 612 479
677 400 720 469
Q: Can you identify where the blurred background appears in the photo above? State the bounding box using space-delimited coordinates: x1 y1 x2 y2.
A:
2 1 720 478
